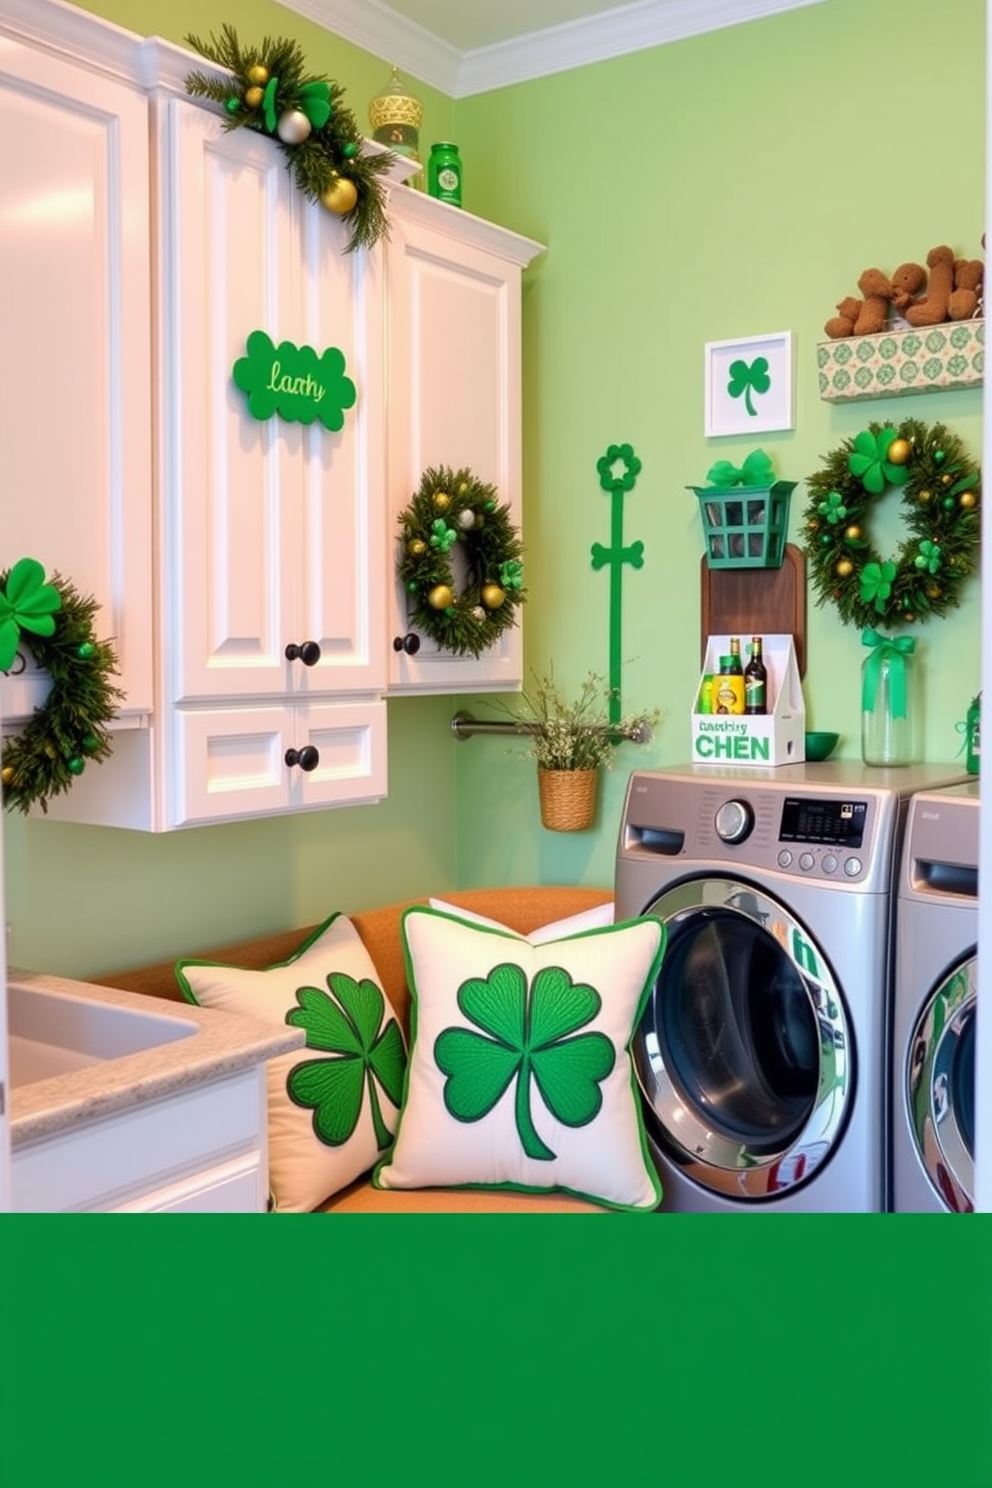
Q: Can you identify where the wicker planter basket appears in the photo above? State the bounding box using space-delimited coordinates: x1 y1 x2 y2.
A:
537 767 598 832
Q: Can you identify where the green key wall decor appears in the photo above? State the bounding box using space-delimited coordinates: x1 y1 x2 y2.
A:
591 443 645 726
232 330 357 429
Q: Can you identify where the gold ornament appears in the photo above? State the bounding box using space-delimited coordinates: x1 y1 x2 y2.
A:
427 584 453 610
244 85 264 108
844 524 862 542
835 558 853 578
320 173 358 215
887 438 911 465
432 491 451 511
941 473 953 486
246 63 270 86
960 491 977 509
918 489 932 504
458 482 470 495
1 765 14 786
408 539 427 556
927 585 942 599
481 583 505 610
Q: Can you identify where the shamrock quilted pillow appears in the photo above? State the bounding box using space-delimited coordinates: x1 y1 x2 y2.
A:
374 906 666 1211
176 914 406 1213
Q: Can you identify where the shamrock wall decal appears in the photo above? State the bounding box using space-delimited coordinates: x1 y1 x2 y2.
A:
434 961 615 1161
726 356 771 417
286 972 406 1149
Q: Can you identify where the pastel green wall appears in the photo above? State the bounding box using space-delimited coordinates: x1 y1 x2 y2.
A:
3 0 985 974
452 0 985 889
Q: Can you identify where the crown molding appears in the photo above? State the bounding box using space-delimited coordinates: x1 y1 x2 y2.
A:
279 0 830 97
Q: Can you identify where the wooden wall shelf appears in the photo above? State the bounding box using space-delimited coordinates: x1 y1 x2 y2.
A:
700 543 807 677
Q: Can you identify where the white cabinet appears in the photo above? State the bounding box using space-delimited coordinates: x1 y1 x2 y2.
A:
384 189 544 695
12 1067 269 1213
149 81 387 827
0 18 153 723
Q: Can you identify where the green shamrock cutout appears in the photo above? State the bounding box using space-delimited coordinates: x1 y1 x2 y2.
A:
285 973 406 1150
0 557 62 673
429 519 457 552
848 426 908 494
860 559 898 614
914 540 942 574
726 356 771 417
596 443 641 493
232 329 356 430
499 559 524 591
817 491 848 524
434 962 615 1161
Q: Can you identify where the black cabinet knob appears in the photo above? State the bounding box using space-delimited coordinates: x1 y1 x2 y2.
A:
285 745 320 772
285 641 321 666
392 632 421 655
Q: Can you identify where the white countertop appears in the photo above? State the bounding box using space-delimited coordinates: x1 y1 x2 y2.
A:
8 967 303 1147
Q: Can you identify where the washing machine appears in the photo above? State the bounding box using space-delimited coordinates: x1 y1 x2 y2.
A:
615 762 969 1213
892 780 978 1212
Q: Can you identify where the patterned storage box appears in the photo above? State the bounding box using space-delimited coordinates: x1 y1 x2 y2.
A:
817 319 984 403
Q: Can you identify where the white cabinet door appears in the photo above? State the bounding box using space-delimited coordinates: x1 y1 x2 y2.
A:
174 698 387 826
385 193 543 695
155 97 386 709
0 36 153 720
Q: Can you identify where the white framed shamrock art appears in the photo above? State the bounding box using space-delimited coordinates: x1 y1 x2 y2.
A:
704 330 795 438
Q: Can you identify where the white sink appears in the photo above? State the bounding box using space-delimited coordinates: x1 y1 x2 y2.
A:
7 980 197 1089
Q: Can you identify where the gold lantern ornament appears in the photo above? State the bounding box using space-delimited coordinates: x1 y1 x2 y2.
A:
368 65 424 184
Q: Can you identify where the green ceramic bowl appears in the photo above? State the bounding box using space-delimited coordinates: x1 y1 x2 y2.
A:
805 731 840 762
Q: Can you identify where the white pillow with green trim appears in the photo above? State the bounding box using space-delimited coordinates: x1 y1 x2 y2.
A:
428 897 615 942
374 906 665 1211
176 914 406 1214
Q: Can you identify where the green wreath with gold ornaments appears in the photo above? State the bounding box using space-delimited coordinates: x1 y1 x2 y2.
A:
184 26 390 253
396 466 525 658
0 559 123 815
803 419 980 631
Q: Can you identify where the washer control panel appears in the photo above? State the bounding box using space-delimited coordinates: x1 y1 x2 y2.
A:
693 787 875 884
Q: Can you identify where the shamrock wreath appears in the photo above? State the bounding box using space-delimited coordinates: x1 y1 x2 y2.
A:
396 466 525 658
0 558 123 815
803 418 980 631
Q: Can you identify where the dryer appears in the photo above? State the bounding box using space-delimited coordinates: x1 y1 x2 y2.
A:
615 762 969 1213
892 780 978 1213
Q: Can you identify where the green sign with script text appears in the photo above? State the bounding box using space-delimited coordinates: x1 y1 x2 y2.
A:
232 329 357 430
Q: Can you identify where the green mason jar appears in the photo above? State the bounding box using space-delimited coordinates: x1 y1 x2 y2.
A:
428 142 462 206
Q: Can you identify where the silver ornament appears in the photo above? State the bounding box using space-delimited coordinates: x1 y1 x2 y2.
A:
276 109 312 145
457 509 476 530
471 606 486 621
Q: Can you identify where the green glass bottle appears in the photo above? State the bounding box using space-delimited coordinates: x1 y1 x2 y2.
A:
428 142 462 206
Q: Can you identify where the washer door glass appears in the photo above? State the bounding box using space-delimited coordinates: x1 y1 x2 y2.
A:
634 877 852 1200
908 955 976 1213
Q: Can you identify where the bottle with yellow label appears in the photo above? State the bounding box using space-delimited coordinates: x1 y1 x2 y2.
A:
715 642 745 714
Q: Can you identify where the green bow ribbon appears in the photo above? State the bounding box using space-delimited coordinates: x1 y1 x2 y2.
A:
429 519 457 553
861 627 916 717
0 556 62 673
499 559 524 591
818 491 848 524
705 448 775 490
262 78 332 135
914 539 942 574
